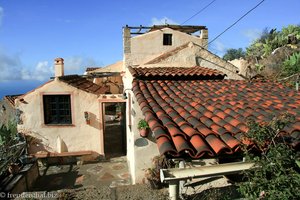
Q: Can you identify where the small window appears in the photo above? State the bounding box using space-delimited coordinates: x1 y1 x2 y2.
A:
163 33 172 45
43 95 72 125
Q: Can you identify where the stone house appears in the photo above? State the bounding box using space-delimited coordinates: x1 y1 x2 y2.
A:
15 25 300 184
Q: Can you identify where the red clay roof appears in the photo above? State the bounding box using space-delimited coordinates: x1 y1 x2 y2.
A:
129 66 225 79
59 75 109 95
132 79 300 159
4 94 23 107
86 67 100 72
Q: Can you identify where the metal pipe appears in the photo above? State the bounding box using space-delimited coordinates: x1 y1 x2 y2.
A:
161 161 255 182
169 180 179 200
178 160 186 198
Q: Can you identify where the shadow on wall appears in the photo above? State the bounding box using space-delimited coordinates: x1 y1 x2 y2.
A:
24 133 53 154
134 130 156 148
88 112 101 130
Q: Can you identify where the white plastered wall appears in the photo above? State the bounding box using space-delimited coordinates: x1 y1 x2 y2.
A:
123 66 160 184
130 28 206 66
16 79 103 155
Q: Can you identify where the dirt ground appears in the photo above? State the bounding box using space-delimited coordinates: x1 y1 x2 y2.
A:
23 158 241 200
26 158 170 200
55 185 169 200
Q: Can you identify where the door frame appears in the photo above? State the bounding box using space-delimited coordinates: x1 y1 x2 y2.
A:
98 98 126 157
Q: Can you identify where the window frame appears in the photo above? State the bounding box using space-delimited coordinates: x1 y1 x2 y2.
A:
163 33 173 46
43 94 73 125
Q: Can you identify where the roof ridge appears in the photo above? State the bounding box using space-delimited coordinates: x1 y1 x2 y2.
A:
129 66 225 80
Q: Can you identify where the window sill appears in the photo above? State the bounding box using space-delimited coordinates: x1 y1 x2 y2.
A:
42 124 75 128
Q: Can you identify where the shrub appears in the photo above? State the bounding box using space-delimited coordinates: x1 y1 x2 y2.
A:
238 114 300 200
0 121 17 146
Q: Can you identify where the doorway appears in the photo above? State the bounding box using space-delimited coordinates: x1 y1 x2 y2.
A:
103 102 126 158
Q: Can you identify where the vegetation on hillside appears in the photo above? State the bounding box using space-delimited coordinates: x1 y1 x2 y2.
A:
246 25 300 59
223 25 300 81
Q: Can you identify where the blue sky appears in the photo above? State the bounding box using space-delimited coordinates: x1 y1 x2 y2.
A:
0 0 299 98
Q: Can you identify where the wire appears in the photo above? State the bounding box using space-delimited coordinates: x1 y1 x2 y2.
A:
181 0 217 25
207 0 266 46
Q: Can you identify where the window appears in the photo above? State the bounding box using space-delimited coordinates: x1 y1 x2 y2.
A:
43 95 72 125
163 33 172 45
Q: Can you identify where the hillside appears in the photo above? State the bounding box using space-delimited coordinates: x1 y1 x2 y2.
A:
227 25 300 82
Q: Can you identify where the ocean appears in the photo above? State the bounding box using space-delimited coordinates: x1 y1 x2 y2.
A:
0 80 44 99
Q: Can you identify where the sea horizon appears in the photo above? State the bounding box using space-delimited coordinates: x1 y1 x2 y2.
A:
0 80 45 99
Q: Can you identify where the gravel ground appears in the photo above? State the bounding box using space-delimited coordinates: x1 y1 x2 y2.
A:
56 184 169 200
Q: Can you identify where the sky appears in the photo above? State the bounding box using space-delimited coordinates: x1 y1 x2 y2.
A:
0 0 299 98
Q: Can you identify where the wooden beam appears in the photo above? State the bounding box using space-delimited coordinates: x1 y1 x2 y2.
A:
32 150 93 158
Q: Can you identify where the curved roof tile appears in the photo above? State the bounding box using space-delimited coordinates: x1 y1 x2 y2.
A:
133 79 300 159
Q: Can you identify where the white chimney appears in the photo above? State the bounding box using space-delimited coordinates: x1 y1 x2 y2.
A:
54 57 64 77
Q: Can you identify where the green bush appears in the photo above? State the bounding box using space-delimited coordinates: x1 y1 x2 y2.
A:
0 121 17 146
239 114 300 200
282 52 300 77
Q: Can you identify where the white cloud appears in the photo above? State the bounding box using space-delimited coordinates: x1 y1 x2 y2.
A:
0 49 53 82
0 49 101 82
0 6 3 27
243 29 262 42
151 17 178 25
21 61 53 81
0 50 22 81
64 56 98 74
209 40 227 56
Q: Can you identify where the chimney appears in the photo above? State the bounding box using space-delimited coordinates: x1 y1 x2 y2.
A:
200 28 208 48
54 58 64 77
123 26 131 68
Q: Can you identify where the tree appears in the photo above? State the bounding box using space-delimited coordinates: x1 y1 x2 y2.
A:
223 48 246 61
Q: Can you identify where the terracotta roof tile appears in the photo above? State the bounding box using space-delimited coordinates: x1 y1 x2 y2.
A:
129 66 225 79
59 75 109 95
133 79 300 159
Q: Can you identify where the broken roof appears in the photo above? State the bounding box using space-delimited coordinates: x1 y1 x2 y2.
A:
126 25 207 35
86 67 100 72
59 75 109 95
86 61 123 73
131 68 300 159
4 94 23 107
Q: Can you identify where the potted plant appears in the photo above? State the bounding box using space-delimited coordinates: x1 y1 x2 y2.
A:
138 119 150 138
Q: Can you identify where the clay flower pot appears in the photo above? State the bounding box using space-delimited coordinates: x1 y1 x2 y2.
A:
138 119 150 138
139 128 149 138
